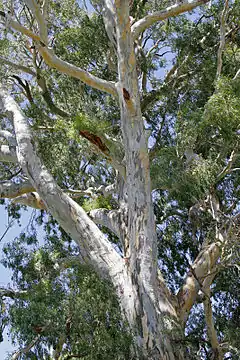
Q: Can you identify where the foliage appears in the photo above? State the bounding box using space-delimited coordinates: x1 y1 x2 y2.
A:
0 0 240 359
1 219 131 359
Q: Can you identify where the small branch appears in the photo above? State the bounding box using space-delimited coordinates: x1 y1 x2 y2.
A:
11 191 46 209
0 145 18 163
11 75 34 103
0 11 42 42
0 130 17 146
141 55 189 112
0 180 34 199
0 219 13 242
0 287 28 299
132 0 209 41
177 242 221 323
36 74 70 117
53 255 85 271
11 334 41 360
204 286 223 360
216 0 229 80
0 56 36 76
66 183 117 198
216 150 235 181
233 68 240 80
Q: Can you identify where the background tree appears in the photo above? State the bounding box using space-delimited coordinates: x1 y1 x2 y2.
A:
0 0 240 359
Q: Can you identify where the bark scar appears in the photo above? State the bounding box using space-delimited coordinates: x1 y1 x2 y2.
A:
122 88 130 101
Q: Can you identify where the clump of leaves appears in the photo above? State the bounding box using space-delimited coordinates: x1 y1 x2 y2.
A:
75 112 109 135
82 195 113 212
2 235 132 359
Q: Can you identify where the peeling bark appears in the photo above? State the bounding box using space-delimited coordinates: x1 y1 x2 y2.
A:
113 1 186 358
0 86 122 279
0 0 225 358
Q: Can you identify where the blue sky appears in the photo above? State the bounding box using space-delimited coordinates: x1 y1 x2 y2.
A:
0 206 34 358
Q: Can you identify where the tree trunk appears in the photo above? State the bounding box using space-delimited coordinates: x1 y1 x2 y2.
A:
0 1 218 358
112 263 187 360
106 3 188 358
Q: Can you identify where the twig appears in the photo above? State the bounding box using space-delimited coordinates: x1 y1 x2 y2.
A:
11 334 41 360
0 219 13 242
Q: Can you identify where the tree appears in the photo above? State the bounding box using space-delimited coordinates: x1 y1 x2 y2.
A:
0 0 240 359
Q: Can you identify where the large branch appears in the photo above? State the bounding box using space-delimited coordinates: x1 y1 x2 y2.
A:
23 0 48 44
131 0 209 41
177 241 221 323
38 46 117 96
0 12 117 97
0 85 123 279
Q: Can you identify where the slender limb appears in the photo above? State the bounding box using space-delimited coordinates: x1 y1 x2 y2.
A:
0 56 36 76
0 180 34 199
36 75 70 117
217 150 235 181
178 193 226 323
11 335 41 360
131 0 209 41
53 255 85 271
233 68 240 80
11 75 34 103
216 0 229 79
204 286 223 360
0 219 13 242
23 0 48 43
38 46 117 96
0 10 42 41
141 55 189 112
12 191 46 209
0 145 18 163
0 288 28 299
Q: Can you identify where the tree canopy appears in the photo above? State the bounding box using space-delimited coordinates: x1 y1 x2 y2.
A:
0 0 240 359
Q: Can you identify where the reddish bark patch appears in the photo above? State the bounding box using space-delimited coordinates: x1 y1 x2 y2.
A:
122 88 130 101
79 130 109 154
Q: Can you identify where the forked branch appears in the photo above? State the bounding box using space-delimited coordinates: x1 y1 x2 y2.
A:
132 0 209 41
0 11 117 97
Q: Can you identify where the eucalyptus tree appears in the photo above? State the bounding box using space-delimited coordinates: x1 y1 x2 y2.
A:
0 0 240 359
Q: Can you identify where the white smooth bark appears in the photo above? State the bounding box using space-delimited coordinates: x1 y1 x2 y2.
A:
0 12 117 96
132 0 209 41
113 1 186 358
0 85 123 280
